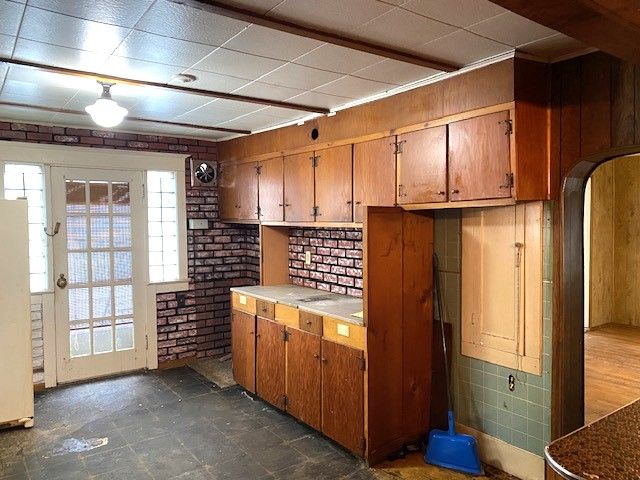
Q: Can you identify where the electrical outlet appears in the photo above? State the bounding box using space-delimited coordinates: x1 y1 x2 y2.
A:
304 251 311 265
508 374 516 391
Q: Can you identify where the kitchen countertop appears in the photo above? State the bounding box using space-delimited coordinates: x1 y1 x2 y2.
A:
230 284 364 326
545 399 640 479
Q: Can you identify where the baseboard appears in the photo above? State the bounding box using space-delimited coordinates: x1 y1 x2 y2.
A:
456 424 545 480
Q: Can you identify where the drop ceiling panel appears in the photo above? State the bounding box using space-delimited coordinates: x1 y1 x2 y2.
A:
0 0 25 36
127 90 210 119
175 101 257 125
232 81 305 102
401 0 506 28
12 39 109 71
19 6 130 53
223 25 323 61
217 0 283 14
286 91 352 110
64 84 143 112
418 30 511 66
259 63 343 90
49 111 107 129
315 76 393 99
113 30 215 68
0 104 56 124
169 69 250 94
192 48 285 80
520 34 589 61
136 1 249 47
269 0 394 32
219 111 287 130
26 0 154 28
0 34 15 57
258 106 308 119
355 8 457 51
98 56 184 83
468 11 558 47
353 59 441 86
295 44 385 75
2 67 84 106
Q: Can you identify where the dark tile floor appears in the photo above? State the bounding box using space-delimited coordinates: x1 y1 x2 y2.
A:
0 368 376 480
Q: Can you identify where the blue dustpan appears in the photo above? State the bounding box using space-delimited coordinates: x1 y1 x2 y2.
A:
425 411 483 475
426 254 483 476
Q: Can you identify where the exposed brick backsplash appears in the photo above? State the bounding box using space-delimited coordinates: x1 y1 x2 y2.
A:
1 121 257 364
289 228 363 297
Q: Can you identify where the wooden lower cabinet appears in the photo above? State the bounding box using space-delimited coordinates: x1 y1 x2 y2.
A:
285 328 321 430
321 340 365 456
231 309 256 393
256 317 285 409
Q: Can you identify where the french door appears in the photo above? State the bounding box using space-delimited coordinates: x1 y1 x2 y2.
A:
51 167 146 383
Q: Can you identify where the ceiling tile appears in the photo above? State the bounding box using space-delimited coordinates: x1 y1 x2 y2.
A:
314 75 393 99
2 66 83 106
136 1 249 47
269 0 393 31
0 104 56 123
285 90 351 110
113 30 215 68
400 0 506 28
232 81 305 102
175 99 262 125
169 69 250 93
295 44 385 75
519 33 590 61
99 56 184 83
353 59 440 86
216 0 283 14
355 8 457 51
19 6 129 53
417 29 511 67
0 90 71 109
127 89 210 119
468 11 558 47
12 38 109 71
223 24 323 61
64 82 143 112
1 0 24 36
192 48 285 80
219 111 287 131
0 33 15 57
260 106 313 120
26 0 154 28
259 63 343 90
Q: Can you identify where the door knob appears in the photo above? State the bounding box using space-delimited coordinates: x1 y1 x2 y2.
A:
56 274 68 289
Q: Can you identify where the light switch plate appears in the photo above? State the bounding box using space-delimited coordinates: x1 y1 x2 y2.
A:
188 219 209 230
305 251 311 265
239 295 247 306
337 324 350 337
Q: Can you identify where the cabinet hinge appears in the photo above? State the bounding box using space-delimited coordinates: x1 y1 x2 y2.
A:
283 330 289 342
256 206 262 218
360 437 367 452
256 165 262 175
391 140 406 155
283 395 288 407
311 206 321 218
310 155 320 167
499 119 513 135
145 334 149 350
142 182 146 199
359 357 366 371
499 172 514 190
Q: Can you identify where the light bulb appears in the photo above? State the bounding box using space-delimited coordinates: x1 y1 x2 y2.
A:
85 83 128 128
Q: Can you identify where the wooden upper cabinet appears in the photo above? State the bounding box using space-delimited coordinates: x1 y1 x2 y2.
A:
284 152 315 222
353 137 396 223
315 145 353 222
396 126 447 205
218 163 237 221
235 161 259 220
449 110 512 202
258 157 284 222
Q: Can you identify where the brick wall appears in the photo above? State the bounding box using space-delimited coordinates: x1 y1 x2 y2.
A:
0 121 258 364
289 228 363 297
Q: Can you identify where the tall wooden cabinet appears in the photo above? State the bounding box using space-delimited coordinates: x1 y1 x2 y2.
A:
353 137 396 223
315 145 352 222
283 152 315 222
258 157 284 222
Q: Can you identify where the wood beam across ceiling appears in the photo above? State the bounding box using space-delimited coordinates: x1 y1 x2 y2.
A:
178 0 459 72
489 0 640 65
0 57 330 115
0 101 252 135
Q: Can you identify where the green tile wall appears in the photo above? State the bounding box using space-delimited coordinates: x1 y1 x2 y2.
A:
433 203 552 457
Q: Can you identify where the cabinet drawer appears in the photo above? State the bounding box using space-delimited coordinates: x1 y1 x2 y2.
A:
322 316 366 351
232 292 256 314
299 310 323 336
256 299 275 320
275 303 299 328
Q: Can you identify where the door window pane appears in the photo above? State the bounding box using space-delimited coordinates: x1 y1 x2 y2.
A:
92 286 112 318
68 252 88 285
116 319 134 351
114 285 133 316
89 182 109 214
70 326 91 358
91 252 111 283
69 288 89 321
93 323 113 354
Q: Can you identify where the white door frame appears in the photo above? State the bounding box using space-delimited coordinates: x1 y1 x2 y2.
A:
51 167 147 383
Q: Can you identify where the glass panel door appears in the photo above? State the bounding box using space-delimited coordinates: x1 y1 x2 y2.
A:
52 168 145 383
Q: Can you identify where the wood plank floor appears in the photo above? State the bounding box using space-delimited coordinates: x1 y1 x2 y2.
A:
585 324 640 424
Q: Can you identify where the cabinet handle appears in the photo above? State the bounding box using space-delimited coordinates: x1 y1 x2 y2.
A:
355 201 362 205
346 200 352 205
278 203 284 207
398 184 406 197
451 189 460 194
437 191 446 196
321 357 327 363
313 353 320 359
284 203 291 207
306 320 312 325
255 333 261 339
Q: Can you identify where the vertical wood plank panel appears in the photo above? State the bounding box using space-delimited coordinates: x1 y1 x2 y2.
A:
549 64 563 199
610 58 635 147
580 53 611 156
560 59 581 179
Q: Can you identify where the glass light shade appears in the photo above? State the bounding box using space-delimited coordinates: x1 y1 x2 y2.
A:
85 98 128 128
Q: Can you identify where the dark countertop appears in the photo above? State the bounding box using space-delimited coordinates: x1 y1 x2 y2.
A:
230 284 364 326
545 399 640 480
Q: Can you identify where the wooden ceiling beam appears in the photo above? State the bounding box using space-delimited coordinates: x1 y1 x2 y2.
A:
0 101 252 135
489 0 640 64
179 0 459 72
0 56 330 115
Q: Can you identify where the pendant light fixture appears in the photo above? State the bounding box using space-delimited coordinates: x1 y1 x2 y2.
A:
85 82 128 128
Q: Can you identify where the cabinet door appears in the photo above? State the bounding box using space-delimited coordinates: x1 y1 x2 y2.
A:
235 161 259 220
284 152 315 222
321 340 364 455
218 163 237 220
315 145 353 222
449 111 512 201
286 328 321 430
396 126 447 205
258 157 284 222
353 137 396 223
231 310 256 393
256 317 285 409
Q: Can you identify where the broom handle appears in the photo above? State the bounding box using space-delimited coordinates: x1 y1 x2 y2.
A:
433 253 453 414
